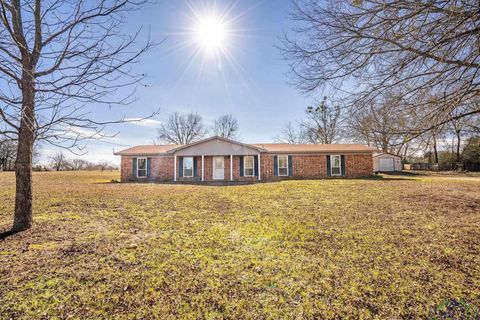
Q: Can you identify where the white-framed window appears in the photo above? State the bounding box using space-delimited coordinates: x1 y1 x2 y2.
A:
183 157 194 177
244 156 254 176
137 157 147 178
278 155 289 176
331 155 341 176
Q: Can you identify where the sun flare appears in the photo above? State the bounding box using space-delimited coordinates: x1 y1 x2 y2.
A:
194 14 228 54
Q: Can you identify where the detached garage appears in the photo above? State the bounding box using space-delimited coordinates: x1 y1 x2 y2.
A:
373 153 403 172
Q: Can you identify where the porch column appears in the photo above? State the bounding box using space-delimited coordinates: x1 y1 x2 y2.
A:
258 154 261 181
230 155 233 181
201 155 204 181
174 155 177 182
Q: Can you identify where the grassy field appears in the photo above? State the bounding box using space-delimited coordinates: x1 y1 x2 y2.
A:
0 171 479 319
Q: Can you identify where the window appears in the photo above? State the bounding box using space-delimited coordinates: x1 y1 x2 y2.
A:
331 155 341 176
244 156 254 176
137 158 147 178
183 157 194 177
278 155 289 176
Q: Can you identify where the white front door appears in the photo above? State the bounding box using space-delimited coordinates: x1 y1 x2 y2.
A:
213 157 224 180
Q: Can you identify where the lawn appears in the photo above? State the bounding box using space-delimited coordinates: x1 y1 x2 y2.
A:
0 171 479 319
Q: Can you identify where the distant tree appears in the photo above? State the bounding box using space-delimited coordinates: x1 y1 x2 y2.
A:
0 138 16 171
97 160 112 172
156 112 207 144
303 97 343 144
49 152 69 171
211 115 239 139
282 0 480 129
0 0 155 231
462 136 480 164
275 122 308 144
71 159 89 171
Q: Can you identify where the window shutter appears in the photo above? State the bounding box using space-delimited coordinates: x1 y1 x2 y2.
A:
147 158 151 178
341 155 346 176
326 155 331 177
179 157 183 177
239 156 244 176
193 157 198 177
288 155 293 176
254 155 259 176
273 155 278 176
132 158 137 177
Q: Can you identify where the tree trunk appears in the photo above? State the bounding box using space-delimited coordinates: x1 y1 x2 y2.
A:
432 133 438 164
456 130 461 162
12 74 36 232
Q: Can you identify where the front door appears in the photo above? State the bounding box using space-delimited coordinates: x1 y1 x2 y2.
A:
213 156 224 180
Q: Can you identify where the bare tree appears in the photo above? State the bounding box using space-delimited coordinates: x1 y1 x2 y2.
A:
303 97 343 144
49 152 68 171
156 112 207 144
97 160 112 172
211 114 239 139
0 138 16 171
283 0 480 134
71 159 89 171
0 1 155 231
275 121 308 144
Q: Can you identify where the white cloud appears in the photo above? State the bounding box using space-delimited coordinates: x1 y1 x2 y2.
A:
124 118 162 127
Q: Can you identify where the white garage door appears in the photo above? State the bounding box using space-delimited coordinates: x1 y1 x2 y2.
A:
379 158 394 171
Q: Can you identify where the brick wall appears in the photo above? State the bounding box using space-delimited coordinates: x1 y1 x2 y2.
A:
120 152 373 182
345 154 374 178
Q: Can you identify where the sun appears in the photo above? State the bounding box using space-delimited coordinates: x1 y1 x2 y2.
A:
194 14 229 54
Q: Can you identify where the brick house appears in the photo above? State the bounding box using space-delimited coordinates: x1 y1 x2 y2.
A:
114 136 374 182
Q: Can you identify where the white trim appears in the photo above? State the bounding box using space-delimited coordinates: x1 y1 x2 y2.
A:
258 154 261 180
183 156 194 178
174 155 177 181
201 155 205 181
137 157 147 178
243 155 255 177
330 155 342 176
278 155 289 177
230 155 233 181
213 156 225 180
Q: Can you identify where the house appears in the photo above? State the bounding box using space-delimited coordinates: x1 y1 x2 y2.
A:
373 152 403 172
114 136 374 182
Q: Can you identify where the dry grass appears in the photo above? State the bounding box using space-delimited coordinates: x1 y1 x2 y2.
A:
0 171 479 319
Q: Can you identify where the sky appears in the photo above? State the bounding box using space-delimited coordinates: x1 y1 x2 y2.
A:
40 0 313 164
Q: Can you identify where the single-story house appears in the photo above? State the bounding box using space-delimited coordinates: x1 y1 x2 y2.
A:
114 136 374 182
373 152 403 172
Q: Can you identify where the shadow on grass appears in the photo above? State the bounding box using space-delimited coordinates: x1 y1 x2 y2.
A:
0 229 20 241
94 175 416 185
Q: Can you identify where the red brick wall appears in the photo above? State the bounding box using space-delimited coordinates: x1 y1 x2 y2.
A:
120 152 373 182
345 154 373 178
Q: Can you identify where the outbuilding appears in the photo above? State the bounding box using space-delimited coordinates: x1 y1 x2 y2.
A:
373 153 403 172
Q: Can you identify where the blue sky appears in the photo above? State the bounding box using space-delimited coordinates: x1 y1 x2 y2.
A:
41 0 313 164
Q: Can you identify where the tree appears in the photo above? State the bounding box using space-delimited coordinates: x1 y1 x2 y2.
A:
49 152 69 171
71 159 89 171
303 97 343 144
211 114 239 139
0 138 16 171
0 1 154 231
275 121 308 144
97 160 112 172
462 136 480 164
283 0 480 133
156 112 207 144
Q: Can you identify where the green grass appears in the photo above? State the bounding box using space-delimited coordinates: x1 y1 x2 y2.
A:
0 171 479 319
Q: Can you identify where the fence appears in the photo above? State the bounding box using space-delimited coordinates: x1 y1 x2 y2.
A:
409 162 480 172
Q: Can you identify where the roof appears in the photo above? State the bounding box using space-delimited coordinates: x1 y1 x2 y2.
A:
167 136 266 153
114 138 374 156
373 152 402 158
252 143 374 153
113 144 180 156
